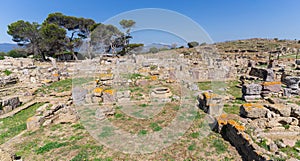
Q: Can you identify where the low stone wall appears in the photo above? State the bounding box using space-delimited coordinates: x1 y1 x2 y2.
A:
220 122 269 161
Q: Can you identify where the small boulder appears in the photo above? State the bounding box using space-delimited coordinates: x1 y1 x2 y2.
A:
26 116 44 131
265 104 291 117
262 82 282 93
240 103 269 119
282 138 296 147
2 97 20 109
269 142 278 152
242 84 262 95
289 103 300 119
282 76 300 90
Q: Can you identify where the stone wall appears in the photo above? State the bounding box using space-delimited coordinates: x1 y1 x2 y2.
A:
220 122 269 161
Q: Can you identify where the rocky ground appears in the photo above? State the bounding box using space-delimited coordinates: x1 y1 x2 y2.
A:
0 38 299 160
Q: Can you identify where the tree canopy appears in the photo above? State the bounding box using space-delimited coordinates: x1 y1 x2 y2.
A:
7 14 138 60
7 20 40 56
44 12 96 60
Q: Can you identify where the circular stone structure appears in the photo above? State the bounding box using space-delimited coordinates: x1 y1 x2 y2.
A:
151 87 172 98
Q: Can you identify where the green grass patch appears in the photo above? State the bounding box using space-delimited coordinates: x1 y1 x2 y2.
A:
280 140 300 160
114 113 123 119
223 104 240 115
190 132 200 138
213 139 227 154
139 103 148 107
36 79 72 94
15 139 39 156
69 135 84 141
71 123 85 130
198 80 241 98
150 122 162 131
50 124 62 131
138 129 147 135
0 103 44 144
257 139 270 151
36 77 93 94
198 81 211 90
36 141 68 154
188 142 196 151
122 73 143 80
227 80 241 98
3 69 12 76
71 150 89 161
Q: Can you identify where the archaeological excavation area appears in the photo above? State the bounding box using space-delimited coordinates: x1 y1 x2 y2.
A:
0 39 299 160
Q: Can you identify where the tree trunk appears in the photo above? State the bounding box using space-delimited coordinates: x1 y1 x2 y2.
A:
71 50 78 61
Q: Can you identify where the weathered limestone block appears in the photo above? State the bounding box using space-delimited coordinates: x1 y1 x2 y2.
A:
220 121 270 161
93 87 103 97
242 83 262 95
135 79 149 86
95 106 115 120
36 103 50 115
72 87 88 105
117 90 131 102
264 104 291 117
282 138 297 148
26 116 44 131
282 76 300 90
0 76 18 86
100 73 113 81
240 103 269 119
250 118 268 129
243 95 262 102
55 91 72 97
262 82 282 93
102 89 116 103
198 92 223 116
266 117 299 128
0 97 20 114
249 67 274 82
54 106 79 124
288 103 300 119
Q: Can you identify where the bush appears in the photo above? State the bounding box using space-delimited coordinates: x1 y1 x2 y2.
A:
0 52 5 60
7 50 26 58
187 41 199 48
3 69 12 76
149 47 159 53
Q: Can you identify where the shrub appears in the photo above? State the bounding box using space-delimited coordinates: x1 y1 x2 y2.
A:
187 41 199 48
213 139 227 154
0 52 6 60
149 47 159 53
150 123 162 131
7 50 26 58
3 69 12 76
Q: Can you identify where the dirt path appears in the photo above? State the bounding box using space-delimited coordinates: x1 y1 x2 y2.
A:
0 130 27 152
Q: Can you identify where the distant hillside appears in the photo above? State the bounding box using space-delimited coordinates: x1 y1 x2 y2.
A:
215 38 300 54
0 43 18 52
141 43 172 53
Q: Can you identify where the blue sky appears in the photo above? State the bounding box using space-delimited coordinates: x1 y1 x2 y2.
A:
1 0 300 44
